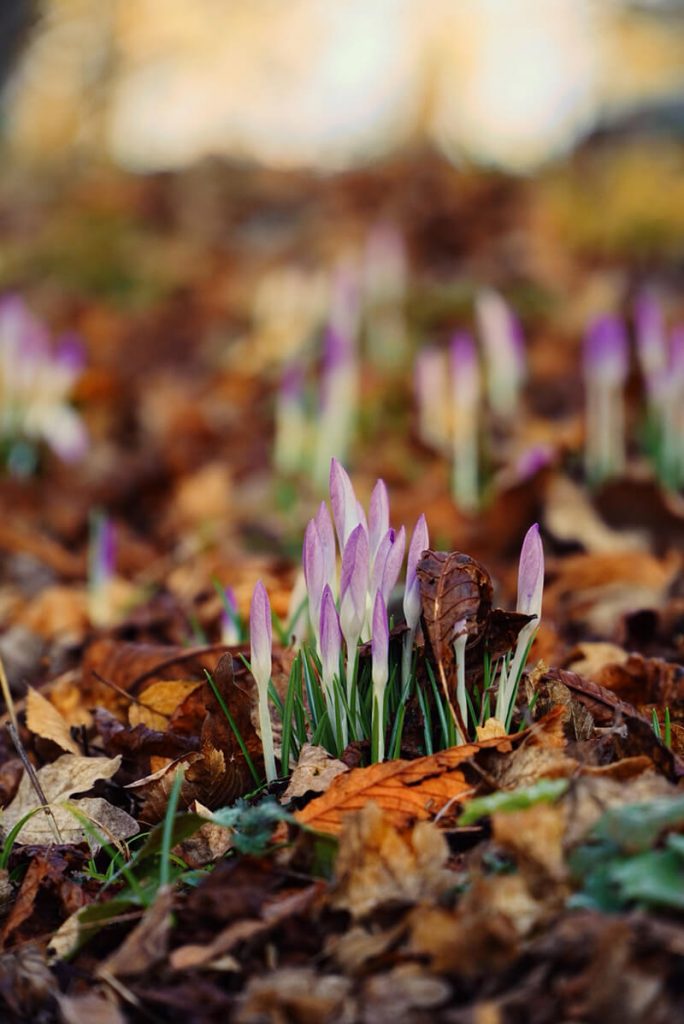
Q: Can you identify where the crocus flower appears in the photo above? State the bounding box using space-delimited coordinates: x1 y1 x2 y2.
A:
371 525 406 607
319 584 345 746
0 297 88 467
314 501 337 594
496 524 544 728
303 518 326 648
403 514 429 634
516 522 544 621
476 288 526 419
371 590 389 761
250 580 277 782
330 457 363 551
450 332 480 512
339 524 369 645
339 523 369 726
583 315 628 483
368 478 390 566
286 569 309 649
414 346 450 452
363 222 409 368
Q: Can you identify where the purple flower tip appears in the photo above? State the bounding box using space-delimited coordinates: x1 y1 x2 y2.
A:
250 580 272 689
517 524 544 620
584 316 628 384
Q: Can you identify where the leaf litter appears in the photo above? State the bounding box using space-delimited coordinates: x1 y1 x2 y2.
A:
0 154 684 1023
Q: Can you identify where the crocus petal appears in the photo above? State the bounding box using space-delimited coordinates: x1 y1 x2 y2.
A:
303 519 325 632
339 523 369 641
319 584 342 684
330 457 360 550
403 514 429 631
516 524 544 620
450 331 480 409
314 501 337 590
250 580 272 690
369 479 390 564
373 526 406 606
371 590 389 694
584 316 628 386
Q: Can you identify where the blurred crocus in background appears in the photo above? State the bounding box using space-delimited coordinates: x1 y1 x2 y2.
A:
583 315 629 485
476 288 526 420
363 221 409 368
450 332 481 512
414 345 450 452
87 511 116 628
0 296 88 474
634 291 668 407
655 326 684 491
313 323 359 488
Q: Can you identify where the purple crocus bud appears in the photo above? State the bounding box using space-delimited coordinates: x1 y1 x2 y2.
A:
303 519 325 640
330 457 361 550
403 514 429 631
339 523 369 642
517 524 544 620
369 478 390 565
371 590 389 694
450 332 480 406
55 333 86 377
670 326 684 381
329 261 362 342
514 444 553 481
314 501 336 590
250 580 272 691
321 326 351 382
372 526 406 606
476 289 526 418
584 316 628 386
319 584 342 685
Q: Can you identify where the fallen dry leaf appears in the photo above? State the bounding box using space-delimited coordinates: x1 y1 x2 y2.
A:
297 712 565 835
58 990 127 1024
331 802 452 919
128 679 203 731
282 744 348 802
2 754 138 847
99 886 174 979
26 686 80 755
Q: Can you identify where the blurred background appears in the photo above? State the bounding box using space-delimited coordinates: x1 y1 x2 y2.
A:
2 0 684 571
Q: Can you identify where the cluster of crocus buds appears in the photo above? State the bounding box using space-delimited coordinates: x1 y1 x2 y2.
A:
495 523 545 728
0 295 88 473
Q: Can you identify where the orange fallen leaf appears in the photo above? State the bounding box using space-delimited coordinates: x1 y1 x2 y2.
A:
296 711 565 836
